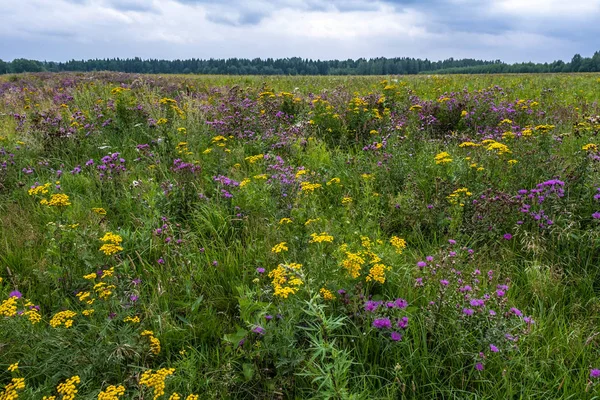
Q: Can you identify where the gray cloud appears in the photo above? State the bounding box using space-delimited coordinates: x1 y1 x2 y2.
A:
0 0 598 63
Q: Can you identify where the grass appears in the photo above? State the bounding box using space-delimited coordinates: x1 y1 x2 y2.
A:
0 72 600 399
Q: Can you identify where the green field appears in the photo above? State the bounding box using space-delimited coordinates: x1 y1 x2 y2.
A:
1 72 600 399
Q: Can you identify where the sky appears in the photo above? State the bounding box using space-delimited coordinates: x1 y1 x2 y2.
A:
1 0 600 63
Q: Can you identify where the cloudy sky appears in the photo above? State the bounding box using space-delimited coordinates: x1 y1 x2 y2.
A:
1 0 599 63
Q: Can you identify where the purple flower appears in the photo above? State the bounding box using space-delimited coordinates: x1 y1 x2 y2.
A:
470 299 485 307
394 298 408 309
129 295 139 302
489 344 499 353
462 308 475 316
252 326 265 335
256 267 265 274
593 212 600 219
503 233 512 240
475 363 484 371
417 261 427 268
157 258 165 264
426 256 434 262
212 260 218 266
591 369 600 378
9 290 22 299
372 318 392 329
440 279 449 286
390 331 403 341
364 300 382 312
265 315 273 321
397 317 409 329
510 307 523 317
448 239 457 245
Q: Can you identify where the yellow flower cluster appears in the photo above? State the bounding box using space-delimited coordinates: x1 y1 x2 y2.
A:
49 310 77 328
535 124 555 133
326 177 341 185
341 196 352 206
279 218 293 225
319 288 335 301
24 308 41 324
56 376 80 400
271 242 288 253
28 182 51 196
139 368 175 400
239 178 251 187
309 232 334 244
341 251 366 279
94 282 116 300
0 296 18 317
304 218 320 225
434 152 452 165
40 193 71 207
366 263 391 284
98 385 125 400
582 143 598 152
245 154 264 164
76 291 94 305
141 331 161 355
459 142 481 148
268 263 303 298
300 181 322 193
7 363 18 372
99 232 123 256
390 236 407 254
482 139 511 155
124 316 140 324
0 378 25 400
447 187 472 206
169 394 181 400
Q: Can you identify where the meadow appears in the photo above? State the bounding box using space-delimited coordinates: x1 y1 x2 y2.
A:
1 71 600 399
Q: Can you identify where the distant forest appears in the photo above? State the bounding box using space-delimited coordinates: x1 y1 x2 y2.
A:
1 52 600 75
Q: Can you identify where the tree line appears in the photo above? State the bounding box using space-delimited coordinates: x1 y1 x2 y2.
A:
1 52 599 75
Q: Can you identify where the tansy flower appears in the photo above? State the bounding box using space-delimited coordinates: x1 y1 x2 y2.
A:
271 242 288 253
7 362 18 372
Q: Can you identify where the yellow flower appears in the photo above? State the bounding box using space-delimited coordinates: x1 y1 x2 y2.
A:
361 173 374 180
461 110 468 117
7 363 18 372
341 251 365 279
366 263 390 284
326 177 341 186
245 154 264 164
98 385 126 400
44 193 71 207
271 242 288 253
268 263 303 298
141 331 161 354
83 273 97 280
434 152 452 165
295 169 308 178
304 218 320 226
28 182 51 196
156 118 168 125
140 369 175 400
459 142 480 148
57 376 80 400
279 218 293 224
124 316 140 324
390 236 407 254
82 309 95 316
50 310 77 328
508 159 518 165
309 232 334 244
300 181 322 193
582 143 598 152
0 296 18 317
0 378 25 399
341 197 352 206
319 288 335 300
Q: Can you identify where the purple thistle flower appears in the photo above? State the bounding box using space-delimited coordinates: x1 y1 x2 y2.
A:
591 369 600 378
397 316 409 329
9 290 22 299
440 279 449 286
592 212 600 219
157 258 165 264
490 344 499 353
256 267 265 274
390 331 403 341
503 233 513 240
475 363 484 371
417 261 427 268
252 326 265 335
372 318 392 329
463 308 475 316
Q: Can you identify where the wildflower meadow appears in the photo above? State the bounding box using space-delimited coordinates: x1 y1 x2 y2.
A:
1 72 600 399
